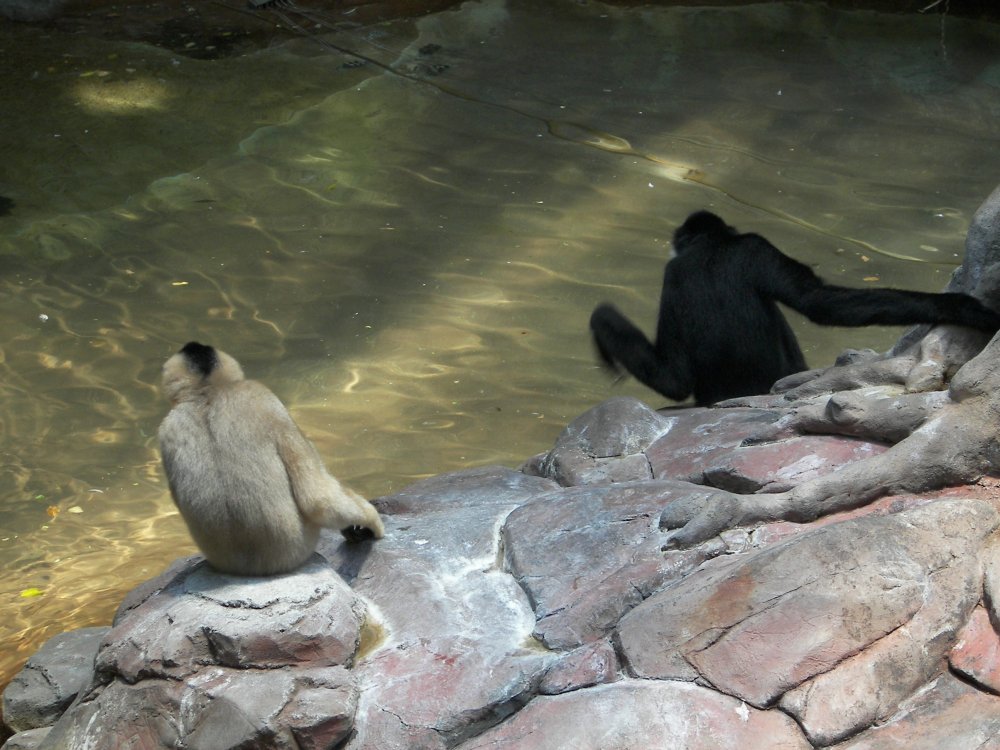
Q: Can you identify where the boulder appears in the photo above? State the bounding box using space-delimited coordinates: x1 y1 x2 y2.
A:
8 401 1000 750
1 627 108 733
36 557 367 749
452 680 810 750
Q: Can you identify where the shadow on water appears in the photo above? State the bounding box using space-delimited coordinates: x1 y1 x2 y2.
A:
1 0 999 688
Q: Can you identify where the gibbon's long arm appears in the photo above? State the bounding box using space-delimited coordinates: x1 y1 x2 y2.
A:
588 210 1000 407
590 302 694 401
754 236 1000 331
267 392 382 537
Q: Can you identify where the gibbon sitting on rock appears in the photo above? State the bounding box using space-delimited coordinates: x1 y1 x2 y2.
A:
158 341 384 576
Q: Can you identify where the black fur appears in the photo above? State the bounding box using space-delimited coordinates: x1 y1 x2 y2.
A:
180 341 218 378
590 210 1000 406
341 525 376 543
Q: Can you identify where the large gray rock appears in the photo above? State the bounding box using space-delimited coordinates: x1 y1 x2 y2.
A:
502 480 729 649
322 466 560 750
99 555 366 680
618 499 998 745
1 627 108 733
37 557 367 749
950 182 1000 294
533 397 672 486
1 728 50 750
9 398 1000 749
452 681 810 750
41 665 357 750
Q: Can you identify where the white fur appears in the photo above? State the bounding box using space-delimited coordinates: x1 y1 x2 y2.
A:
158 345 383 576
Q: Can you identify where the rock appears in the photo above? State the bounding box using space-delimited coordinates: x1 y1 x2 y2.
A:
645 406 796 483
451 681 810 750
829 673 1000 749
37 557 367 748
618 499 997 744
949 605 1000 693
322 466 559 749
951 182 1000 293
1 627 108 732
502 480 727 649
10 394 1000 749
98 555 366 681
1 727 50 750
535 397 672 486
40 666 357 750
700 434 888 493
537 640 618 695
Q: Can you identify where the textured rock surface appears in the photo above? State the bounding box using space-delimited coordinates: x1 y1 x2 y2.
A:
26 557 367 749
6 399 1000 749
1 627 108 732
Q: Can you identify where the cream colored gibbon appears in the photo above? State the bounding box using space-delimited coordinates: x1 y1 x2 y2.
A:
158 341 384 576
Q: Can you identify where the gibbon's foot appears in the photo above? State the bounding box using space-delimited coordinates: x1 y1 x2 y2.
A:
659 493 744 550
659 491 787 550
341 525 377 543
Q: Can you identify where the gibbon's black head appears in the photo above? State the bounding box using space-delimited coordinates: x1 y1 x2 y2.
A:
673 210 735 254
180 341 218 378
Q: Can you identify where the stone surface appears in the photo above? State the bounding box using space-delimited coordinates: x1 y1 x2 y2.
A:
534 397 672 486
452 681 811 750
8 395 1000 750
40 666 357 750
949 605 1000 693
830 673 1000 749
1 728 50 750
502 479 727 649
619 499 996 743
98 555 366 681
1 627 108 732
537 640 618 695
32 558 366 749
323 466 560 750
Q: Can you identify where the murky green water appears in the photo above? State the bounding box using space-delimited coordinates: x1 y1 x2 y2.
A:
1 0 998 685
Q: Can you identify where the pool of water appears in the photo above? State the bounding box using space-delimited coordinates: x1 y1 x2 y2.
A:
1 0 999 687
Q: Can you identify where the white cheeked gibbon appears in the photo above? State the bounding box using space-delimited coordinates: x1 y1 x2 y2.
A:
158 341 384 576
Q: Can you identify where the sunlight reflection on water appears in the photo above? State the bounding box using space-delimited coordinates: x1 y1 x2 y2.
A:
1 0 999 685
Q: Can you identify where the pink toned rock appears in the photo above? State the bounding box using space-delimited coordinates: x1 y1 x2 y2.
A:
502 480 726 649
538 640 618 695
703 435 888 493
645 407 790 483
949 605 1000 693
830 673 1000 749
779 501 993 745
618 499 996 743
750 494 934 546
452 681 810 750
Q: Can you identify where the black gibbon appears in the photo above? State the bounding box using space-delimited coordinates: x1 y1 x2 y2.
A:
591 210 1000 406
158 342 384 576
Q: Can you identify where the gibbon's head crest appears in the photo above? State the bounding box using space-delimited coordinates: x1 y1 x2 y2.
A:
180 341 218 377
162 341 245 404
673 210 733 254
